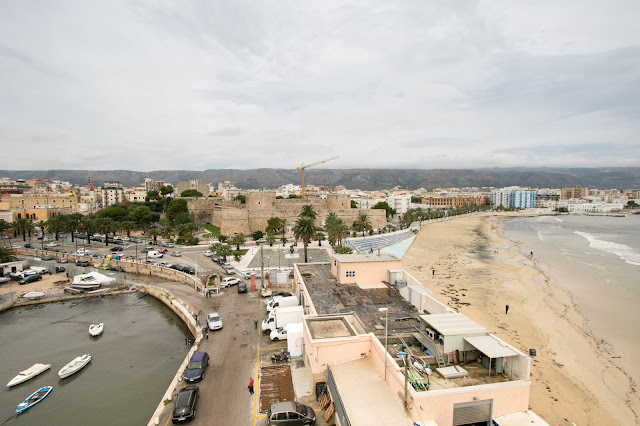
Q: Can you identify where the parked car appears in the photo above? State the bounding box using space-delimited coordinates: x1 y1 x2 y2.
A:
157 262 173 268
171 264 185 272
184 352 209 383
76 260 89 267
222 264 235 275
237 282 247 293
203 250 213 257
40 255 53 260
23 269 39 276
170 251 182 257
238 270 253 279
9 272 25 280
207 312 223 330
266 401 316 426
270 327 288 341
147 251 163 259
171 385 199 424
0 277 10 285
109 266 124 272
24 243 33 249
272 291 293 298
161 241 174 248
54 266 66 273
183 266 196 275
140 247 153 253
221 277 240 288
109 246 123 252
211 254 219 263
56 258 68 263
19 274 42 285
45 242 58 248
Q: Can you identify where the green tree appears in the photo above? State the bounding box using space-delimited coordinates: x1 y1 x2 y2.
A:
266 232 276 247
0 246 18 263
293 216 315 263
78 217 95 244
299 205 317 221
96 218 115 246
372 201 393 218
0 219 10 242
251 230 264 241
160 185 174 197
234 194 246 204
130 206 152 230
46 216 64 240
352 213 372 237
333 245 353 254
231 233 245 251
180 189 203 197
219 234 229 243
120 221 136 238
213 243 231 261
34 219 47 240
287 194 300 199
100 205 127 220
411 196 423 203
147 228 160 244
62 213 82 242
266 217 284 235
350 200 357 208
167 199 189 223
315 231 326 246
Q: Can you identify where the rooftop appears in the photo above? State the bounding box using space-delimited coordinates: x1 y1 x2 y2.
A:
298 263 420 334
331 253 400 263
420 312 488 336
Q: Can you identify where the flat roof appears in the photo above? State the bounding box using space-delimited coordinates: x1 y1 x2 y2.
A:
331 253 400 263
420 313 488 336
307 317 356 339
465 335 518 358
330 357 413 426
298 263 421 334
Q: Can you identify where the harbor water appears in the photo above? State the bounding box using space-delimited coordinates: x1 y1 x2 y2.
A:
0 293 191 425
501 213 640 383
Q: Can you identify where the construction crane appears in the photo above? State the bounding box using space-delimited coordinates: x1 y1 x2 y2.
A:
296 155 339 201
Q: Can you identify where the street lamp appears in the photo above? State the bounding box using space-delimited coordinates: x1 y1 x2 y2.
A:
379 307 389 382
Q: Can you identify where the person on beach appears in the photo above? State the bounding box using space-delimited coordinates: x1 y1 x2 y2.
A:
432 269 435 276
505 304 509 314
248 377 254 394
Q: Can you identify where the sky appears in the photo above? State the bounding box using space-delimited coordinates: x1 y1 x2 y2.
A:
0 1 639 171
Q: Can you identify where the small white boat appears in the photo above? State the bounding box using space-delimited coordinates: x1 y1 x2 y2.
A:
7 363 51 387
16 386 52 414
89 323 104 336
58 354 91 378
20 291 45 300
72 272 115 289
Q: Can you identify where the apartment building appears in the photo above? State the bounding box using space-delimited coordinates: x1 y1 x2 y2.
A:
561 187 589 200
490 188 536 209
101 182 124 207
177 180 208 196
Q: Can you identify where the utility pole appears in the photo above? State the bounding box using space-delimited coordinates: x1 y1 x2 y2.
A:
260 244 264 291
404 354 409 415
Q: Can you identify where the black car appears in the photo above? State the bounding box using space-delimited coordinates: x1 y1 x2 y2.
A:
272 291 293 298
109 246 123 252
184 266 196 275
171 264 185 272
19 274 42 285
172 385 199 423
76 260 89 267
24 243 33 249
54 266 66 273
237 282 247 293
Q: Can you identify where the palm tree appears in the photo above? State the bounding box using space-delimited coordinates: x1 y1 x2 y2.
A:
96 218 115 246
34 219 47 240
353 213 372 237
230 233 245 251
266 232 276 247
315 231 326 246
78 217 94 244
334 220 349 247
120 221 136 239
147 228 160 245
0 219 10 245
15 218 33 242
280 219 288 246
0 246 18 263
62 213 82 242
46 216 64 240
293 216 315 262
299 205 317 220
213 243 231 261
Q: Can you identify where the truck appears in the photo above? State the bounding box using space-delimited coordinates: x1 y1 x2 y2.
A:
266 295 298 312
262 306 304 333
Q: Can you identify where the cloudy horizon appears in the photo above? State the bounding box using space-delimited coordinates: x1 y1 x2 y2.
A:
1 1 638 172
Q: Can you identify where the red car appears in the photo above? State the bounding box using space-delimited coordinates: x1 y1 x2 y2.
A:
156 248 168 254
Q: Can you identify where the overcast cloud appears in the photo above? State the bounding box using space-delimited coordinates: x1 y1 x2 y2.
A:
1 1 638 171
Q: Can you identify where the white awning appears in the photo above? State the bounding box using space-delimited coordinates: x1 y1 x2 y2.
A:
420 313 488 336
464 335 518 358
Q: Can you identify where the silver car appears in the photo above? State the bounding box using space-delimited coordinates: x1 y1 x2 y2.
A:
266 402 316 426
207 312 223 331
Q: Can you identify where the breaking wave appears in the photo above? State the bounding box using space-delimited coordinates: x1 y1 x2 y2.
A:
574 231 640 266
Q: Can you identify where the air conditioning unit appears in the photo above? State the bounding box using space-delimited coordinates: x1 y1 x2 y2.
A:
395 280 407 289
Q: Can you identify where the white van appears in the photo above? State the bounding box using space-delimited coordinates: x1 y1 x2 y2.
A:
147 251 163 258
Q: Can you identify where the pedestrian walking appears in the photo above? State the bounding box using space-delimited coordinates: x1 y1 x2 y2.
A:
254 319 258 329
248 377 254 394
432 269 435 276
505 304 509 314
205 330 209 340
185 337 188 346
530 251 533 257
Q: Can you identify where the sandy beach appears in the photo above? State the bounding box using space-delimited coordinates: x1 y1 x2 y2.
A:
403 213 639 426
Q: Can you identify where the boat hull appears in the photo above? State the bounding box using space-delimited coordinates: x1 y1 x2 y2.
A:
16 386 52 414
88 323 104 336
58 354 92 379
7 364 51 387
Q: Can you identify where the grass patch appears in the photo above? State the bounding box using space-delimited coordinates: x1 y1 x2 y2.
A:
231 249 248 256
202 224 220 237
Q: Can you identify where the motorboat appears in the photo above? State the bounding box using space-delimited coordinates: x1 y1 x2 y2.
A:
7 363 51 387
16 386 52 414
20 291 45 300
71 272 115 289
89 323 104 337
58 354 92 378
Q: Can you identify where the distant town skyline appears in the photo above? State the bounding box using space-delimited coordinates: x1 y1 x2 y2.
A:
1 1 639 171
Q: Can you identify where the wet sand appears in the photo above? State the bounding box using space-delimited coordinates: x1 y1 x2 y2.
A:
402 213 639 426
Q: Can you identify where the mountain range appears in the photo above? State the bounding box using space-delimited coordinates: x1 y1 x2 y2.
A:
1 167 639 191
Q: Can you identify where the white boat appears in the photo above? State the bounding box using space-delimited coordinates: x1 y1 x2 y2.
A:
71 272 115 289
16 386 52 414
7 363 51 387
20 291 45 300
58 354 91 378
89 323 104 336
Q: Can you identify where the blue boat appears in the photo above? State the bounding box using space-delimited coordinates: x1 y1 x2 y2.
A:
16 386 52 414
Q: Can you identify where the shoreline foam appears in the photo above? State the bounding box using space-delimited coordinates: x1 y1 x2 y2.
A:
402 212 638 426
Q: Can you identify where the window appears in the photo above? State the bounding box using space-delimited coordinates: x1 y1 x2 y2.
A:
346 271 355 277
288 412 301 419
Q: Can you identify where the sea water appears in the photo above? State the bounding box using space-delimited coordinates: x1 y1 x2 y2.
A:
502 213 640 382
0 293 191 425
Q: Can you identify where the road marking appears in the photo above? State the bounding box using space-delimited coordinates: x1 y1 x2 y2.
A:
258 345 287 352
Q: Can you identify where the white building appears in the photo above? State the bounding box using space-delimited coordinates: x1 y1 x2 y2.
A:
101 182 123 207
568 202 625 213
386 193 412 214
